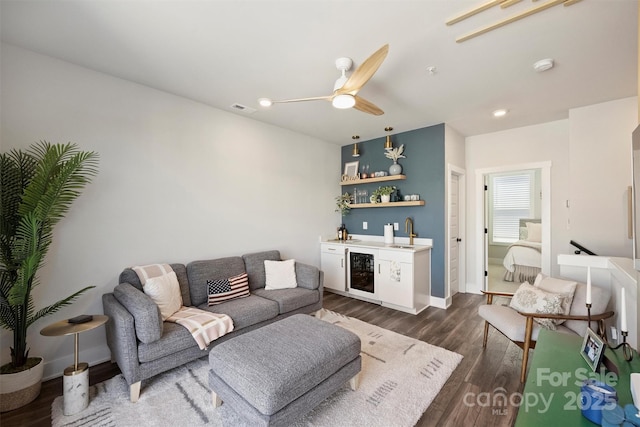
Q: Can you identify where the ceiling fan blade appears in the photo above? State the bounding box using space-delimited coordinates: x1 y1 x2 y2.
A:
336 44 389 96
272 95 332 104
353 95 384 116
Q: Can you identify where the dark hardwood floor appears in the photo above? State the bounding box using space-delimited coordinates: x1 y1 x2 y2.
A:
0 291 525 427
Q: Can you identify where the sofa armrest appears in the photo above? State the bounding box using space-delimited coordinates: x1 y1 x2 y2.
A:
102 293 142 385
113 282 163 344
295 262 321 290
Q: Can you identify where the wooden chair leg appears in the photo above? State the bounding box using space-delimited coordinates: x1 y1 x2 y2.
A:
349 372 361 391
211 391 222 407
483 321 490 348
520 317 534 383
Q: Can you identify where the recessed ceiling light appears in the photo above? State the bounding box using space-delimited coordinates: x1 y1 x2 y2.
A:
533 58 554 72
258 98 273 107
493 109 508 117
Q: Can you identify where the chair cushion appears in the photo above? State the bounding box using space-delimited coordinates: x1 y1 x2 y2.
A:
565 283 610 336
509 282 565 330
534 274 577 326
479 304 577 343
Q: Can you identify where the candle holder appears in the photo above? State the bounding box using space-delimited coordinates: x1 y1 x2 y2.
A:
609 331 634 362
585 303 592 330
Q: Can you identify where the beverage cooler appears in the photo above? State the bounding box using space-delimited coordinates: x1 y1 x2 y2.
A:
347 247 377 300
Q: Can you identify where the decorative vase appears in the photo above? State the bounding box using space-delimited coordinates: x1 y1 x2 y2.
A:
389 161 402 176
381 194 391 203
370 195 377 204
0 357 44 412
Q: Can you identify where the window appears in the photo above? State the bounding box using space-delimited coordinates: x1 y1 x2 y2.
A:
489 171 535 244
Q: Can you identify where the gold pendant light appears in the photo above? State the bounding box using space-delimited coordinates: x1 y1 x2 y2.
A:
352 135 360 157
384 127 394 150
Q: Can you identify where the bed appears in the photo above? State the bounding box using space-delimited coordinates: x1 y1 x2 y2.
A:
503 219 542 283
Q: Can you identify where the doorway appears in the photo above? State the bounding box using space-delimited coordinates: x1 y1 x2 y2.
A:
474 162 551 294
447 165 465 302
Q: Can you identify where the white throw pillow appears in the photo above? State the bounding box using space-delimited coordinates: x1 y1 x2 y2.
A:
143 271 183 320
533 273 577 325
264 259 298 290
509 282 565 330
526 222 542 242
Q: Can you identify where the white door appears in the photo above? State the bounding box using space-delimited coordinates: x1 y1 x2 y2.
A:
449 174 460 295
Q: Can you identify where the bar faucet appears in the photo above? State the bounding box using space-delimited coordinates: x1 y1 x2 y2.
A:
405 217 417 245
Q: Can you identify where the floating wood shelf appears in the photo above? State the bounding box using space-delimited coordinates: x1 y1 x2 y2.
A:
349 201 425 208
340 175 406 186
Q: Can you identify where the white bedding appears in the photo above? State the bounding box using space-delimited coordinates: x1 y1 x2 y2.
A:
503 240 542 272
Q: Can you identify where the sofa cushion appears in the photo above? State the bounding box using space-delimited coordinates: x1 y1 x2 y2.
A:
242 250 281 291
143 271 183 320
294 262 321 290
252 288 320 314
113 282 163 344
187 257 246 307
120 263 191 307
137 321 198 363
207 272 250 305
198 295 279 330
264 259 298 290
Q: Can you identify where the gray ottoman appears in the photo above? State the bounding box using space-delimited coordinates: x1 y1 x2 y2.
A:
208 313 361 426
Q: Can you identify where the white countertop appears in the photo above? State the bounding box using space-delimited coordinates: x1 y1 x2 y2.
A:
321 234 432 253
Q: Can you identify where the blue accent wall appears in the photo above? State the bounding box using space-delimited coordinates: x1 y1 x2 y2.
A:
340 124 446 298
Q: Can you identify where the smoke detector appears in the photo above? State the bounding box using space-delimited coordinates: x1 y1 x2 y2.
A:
533 58 554 73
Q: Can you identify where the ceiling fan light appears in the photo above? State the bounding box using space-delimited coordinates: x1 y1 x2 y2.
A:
258 98 273 107
332 94 355 109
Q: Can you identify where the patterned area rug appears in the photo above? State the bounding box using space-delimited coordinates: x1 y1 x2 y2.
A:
52 309 463 427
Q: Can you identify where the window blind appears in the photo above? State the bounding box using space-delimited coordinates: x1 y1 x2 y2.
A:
490 172 533 244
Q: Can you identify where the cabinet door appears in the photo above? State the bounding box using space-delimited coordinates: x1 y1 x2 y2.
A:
377 258 414 308
321 247 346 291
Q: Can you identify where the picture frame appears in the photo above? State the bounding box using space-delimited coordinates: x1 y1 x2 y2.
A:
580 328 605 372
343 161 359 177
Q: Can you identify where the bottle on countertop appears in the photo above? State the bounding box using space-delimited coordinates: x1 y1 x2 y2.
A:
342 224 348 241
337 225 343 241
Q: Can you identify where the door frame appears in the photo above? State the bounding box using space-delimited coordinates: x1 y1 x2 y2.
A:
473 161 551 294
446 164 466 303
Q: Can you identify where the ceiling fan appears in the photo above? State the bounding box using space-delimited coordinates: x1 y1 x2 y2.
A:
258 44 389 116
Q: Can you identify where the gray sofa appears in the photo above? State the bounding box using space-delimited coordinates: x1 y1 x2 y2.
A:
102 250 323 402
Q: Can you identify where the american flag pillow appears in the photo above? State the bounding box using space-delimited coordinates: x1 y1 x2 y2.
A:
207 273 250 306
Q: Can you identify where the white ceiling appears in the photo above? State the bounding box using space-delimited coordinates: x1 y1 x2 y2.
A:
1 0 637 145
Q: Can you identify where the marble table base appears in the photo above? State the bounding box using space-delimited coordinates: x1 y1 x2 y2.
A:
63 362 89 416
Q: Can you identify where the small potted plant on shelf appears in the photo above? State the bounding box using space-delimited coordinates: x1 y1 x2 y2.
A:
373 186 396 203
335 192 352 216
0 142 98 411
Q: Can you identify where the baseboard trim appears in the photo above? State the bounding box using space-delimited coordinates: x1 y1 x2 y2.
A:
430 296 451 310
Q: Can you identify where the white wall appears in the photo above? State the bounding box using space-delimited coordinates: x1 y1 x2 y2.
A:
0 44 340 378
465 120 569 293
464 97 638 294
568 97 638 257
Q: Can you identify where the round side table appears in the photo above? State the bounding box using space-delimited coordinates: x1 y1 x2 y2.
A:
40 315 108 415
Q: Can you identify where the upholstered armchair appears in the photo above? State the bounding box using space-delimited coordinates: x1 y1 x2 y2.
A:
479 275 614 383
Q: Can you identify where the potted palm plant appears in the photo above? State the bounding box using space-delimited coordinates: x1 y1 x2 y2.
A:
0 142 98 412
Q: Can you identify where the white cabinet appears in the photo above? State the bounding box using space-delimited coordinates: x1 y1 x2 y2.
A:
320 241 432 315
320 244 347 292
377 249 431 314
377 250 414 308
